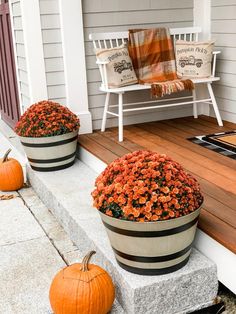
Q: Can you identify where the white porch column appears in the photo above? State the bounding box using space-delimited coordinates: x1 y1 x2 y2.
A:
20 0 48 106
194 0 211 116
59 0 92 134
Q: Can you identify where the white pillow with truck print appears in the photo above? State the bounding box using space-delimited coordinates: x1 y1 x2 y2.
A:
175 40 215 78
95 44 138 88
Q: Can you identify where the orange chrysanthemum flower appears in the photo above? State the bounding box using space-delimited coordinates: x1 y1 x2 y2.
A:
91 150 203 222
15 100 80 137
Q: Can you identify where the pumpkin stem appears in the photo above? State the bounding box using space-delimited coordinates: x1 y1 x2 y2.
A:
81 251 96 272
3 149 11 162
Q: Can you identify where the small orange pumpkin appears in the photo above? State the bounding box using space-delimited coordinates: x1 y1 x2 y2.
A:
49 251 115 314
0 149 24 191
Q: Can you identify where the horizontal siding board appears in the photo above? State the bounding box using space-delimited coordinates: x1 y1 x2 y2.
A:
84 21 193 41
216 60 236 75
17 57 27 71
42 29 62 43
47 85 66 99
87 69 102 83
13 16 22 29
12 1 21 16
20 82 29 96
39 0 59 14
83 0 193 13
15 30 24 44
16 43 25 57
86 55 97 70
216 47 236 61
40 14 61 29
48 97 67 105
44 57 64 72
212 0 236 6
213 85 236 101
46 71 65 85
18 70 29 84
212 20 236 34
215 73 236 88
21 95 31 107
214 97 236 113
212 33 236 47
43 43 63 58
212 6 236 20
83 9 193 28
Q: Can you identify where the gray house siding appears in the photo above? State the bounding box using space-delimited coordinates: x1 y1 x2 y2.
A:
39 0 66 105
82 0 194 130
211 0 236 123
10 0 30 110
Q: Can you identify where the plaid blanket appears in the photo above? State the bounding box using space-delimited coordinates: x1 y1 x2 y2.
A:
128 28 194 97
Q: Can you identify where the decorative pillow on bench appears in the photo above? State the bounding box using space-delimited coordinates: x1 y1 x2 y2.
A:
175 40 215 78
95 44 138 88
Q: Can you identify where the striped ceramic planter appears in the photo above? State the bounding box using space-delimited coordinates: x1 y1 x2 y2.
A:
99 206 201 275
19 130 78 172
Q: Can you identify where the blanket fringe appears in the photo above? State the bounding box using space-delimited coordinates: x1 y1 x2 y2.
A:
151 79 194 98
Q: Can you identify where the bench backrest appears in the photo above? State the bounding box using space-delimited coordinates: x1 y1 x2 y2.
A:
89 27 201 50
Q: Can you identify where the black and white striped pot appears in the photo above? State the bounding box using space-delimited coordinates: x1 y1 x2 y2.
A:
19 130 78 172
99 206 201 275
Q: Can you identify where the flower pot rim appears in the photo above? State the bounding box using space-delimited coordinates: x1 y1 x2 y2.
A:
98 200 203 225
18 129 79 139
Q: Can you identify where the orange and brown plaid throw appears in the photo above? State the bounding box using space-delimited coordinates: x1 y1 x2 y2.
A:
128 28 194 97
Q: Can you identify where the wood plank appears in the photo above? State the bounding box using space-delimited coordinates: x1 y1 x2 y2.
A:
198 209 236 254
203 195 236 229
78 135 117 164
183 116 232 133
100 128 143 152
201 115 236 130
138 121 236 170
122 126 236 192
87 132 130 156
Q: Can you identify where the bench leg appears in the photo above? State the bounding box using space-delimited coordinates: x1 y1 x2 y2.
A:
192 88 198 118
207 83 223 126
118 93 123 142
101 92 110 132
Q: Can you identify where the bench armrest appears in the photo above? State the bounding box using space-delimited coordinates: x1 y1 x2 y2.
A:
212 50 221 77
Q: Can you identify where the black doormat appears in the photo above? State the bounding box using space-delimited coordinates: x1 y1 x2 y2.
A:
188 130 236 160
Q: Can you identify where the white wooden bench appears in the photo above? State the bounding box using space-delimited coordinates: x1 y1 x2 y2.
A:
89 27 223 141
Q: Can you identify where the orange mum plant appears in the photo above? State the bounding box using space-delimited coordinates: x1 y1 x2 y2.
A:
92 150 203 222
15 100 80 137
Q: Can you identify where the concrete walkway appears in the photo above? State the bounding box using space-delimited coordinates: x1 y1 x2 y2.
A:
0 188 81 314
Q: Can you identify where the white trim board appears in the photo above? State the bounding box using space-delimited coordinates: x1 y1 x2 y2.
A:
78 144 236 294
59 0 92 134
20 0 48 106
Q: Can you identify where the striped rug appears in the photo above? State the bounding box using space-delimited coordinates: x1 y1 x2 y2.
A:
188 130 236 160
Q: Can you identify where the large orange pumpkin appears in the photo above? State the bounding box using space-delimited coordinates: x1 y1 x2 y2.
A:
0 149 24 191
49 251 115 314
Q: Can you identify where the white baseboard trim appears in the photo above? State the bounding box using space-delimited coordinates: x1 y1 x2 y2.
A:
76 111 93 134
77 145 107 174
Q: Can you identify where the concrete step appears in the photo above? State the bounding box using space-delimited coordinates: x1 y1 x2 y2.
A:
27 152 218 314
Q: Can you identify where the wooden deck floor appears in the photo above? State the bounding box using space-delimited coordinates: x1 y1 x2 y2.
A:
79 115 236 254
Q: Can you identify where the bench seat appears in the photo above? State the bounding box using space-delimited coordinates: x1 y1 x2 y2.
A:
100 77 220 93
